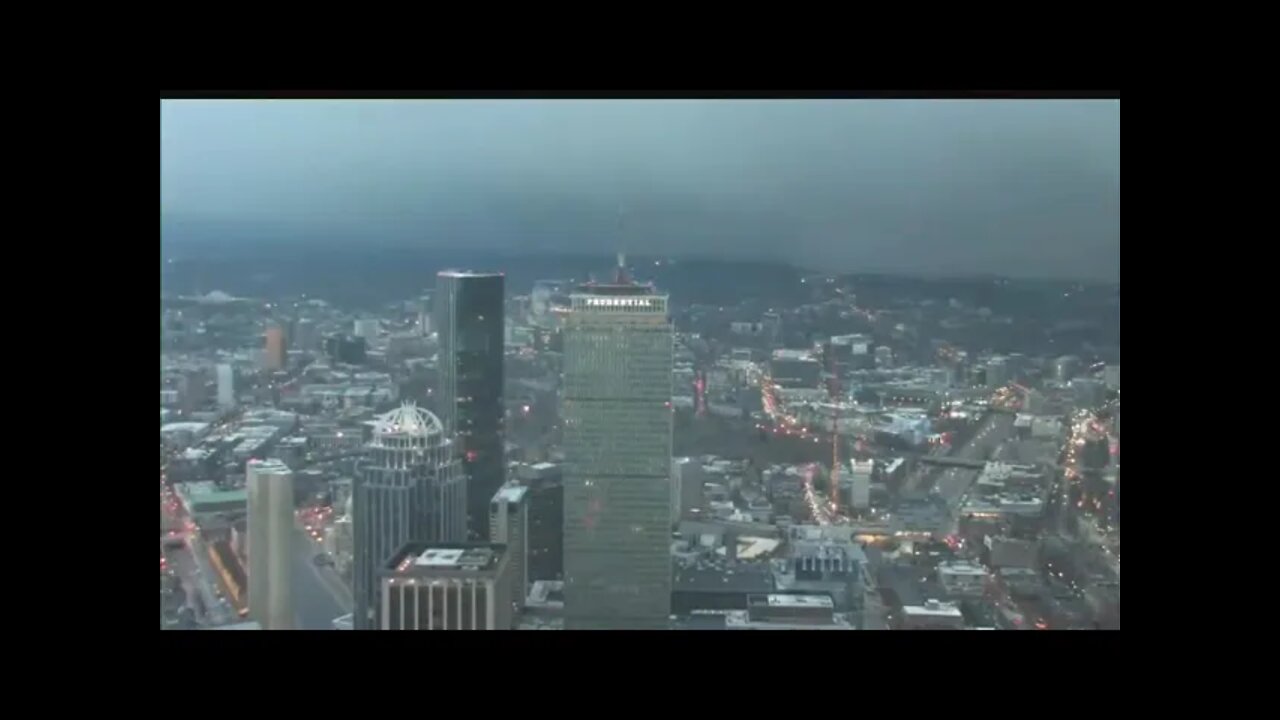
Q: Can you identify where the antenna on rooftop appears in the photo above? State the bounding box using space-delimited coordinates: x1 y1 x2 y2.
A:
614 205 632 284
615 249 631 284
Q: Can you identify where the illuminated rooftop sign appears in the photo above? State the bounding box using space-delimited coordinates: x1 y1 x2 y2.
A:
584 297 659 308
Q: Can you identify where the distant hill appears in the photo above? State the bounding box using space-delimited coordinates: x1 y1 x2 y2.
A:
160 240 811 311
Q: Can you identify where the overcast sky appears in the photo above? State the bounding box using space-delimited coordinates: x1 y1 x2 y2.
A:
160 99 1119 280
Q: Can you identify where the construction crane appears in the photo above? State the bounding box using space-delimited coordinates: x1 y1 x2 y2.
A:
826 345 842 515
694 370 708 417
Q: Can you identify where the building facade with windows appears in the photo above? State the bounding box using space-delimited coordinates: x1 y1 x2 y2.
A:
435 270 506 539
352 403 463 630
378 543 514 630
246 458 293 630
490 483 529 612
562 266 673 629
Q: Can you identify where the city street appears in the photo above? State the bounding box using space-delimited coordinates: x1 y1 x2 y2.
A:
909 411 1015 536
163 526 234 626
291 523 352 629
1060 410 1120 576
949 413 1012 482
184 531 236 625
162 465 237 626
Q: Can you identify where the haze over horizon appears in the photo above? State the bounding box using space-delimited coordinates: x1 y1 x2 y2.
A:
161 99 1120 282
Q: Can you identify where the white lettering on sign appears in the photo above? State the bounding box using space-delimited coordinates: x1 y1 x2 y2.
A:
585 297 657 308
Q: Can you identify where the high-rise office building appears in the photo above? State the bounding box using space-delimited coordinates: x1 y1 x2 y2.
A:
1005 353 1028 381
180 369 206 414
1054 355 1082 384
987 356 1009 389
849 459 873 511
434 271 505 539
293 318 317 352
246 458 294 630
353 318 380 343
325 335 367 365
517 462 564 584
562 258 674 629
378 543 514 630
216 363 235 409
490 484 529 611
672 457 706 523
875 345 893 369
418 292 433 336
1072 378 1107 409
1104 364 1120 391
352 402 464 630
264 324 287 371
1025 388 1049 414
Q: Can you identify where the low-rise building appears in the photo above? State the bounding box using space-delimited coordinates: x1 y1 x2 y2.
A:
175 481 248 519
847 458 873 510
672 457 707 524
976 462 1043 492
779 525 867 613
901 599 965 630
211 621 262 630
770 349 821 389
524 580 565 615
672 559 776 614
377 543 515 630
242 408 300 432
746 593 836 624
228 424 283 462
1014 413 1034 438
1031 417 1063 439
161 421 211 449
1071 378 1107 408
1104 364 1120 391
732 594 855 630
961 495 1044 521
937 561 989 598
985 536 1039 569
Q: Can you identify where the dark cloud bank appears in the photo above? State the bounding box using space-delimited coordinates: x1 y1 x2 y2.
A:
161 99 1119 281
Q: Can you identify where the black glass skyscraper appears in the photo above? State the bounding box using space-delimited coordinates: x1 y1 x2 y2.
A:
435 271 506 540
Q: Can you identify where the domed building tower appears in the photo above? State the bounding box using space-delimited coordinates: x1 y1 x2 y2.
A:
351 402 463 629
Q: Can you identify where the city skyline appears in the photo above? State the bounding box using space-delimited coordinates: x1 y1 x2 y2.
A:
161 95 1119 632
162 263 1120 630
